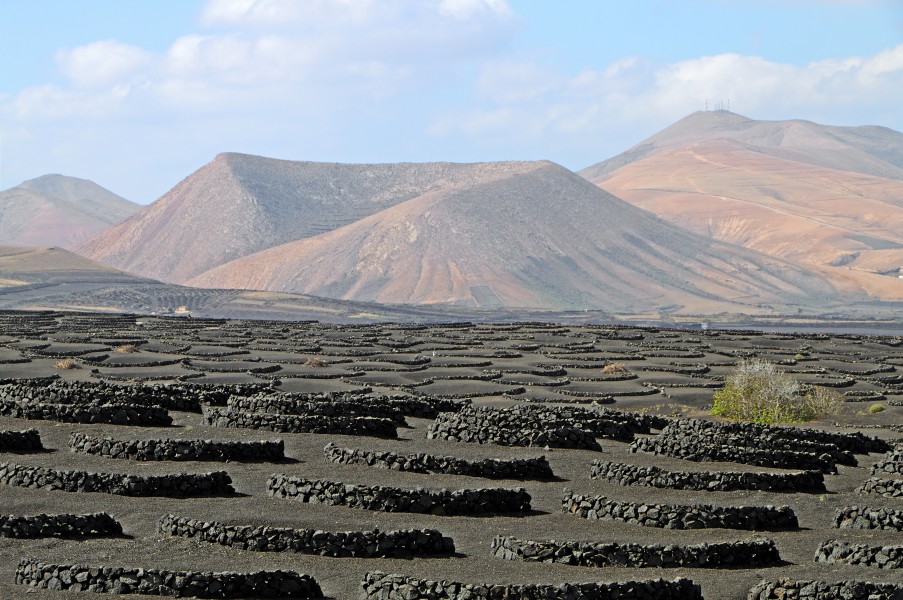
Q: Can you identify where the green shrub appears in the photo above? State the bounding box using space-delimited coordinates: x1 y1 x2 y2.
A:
866 403 885 414
712 358 843 424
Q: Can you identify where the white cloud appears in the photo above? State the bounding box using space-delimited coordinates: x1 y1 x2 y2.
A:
200 0 379 27
475 60 561 103
433 43 903 148
200 0 512 28
2 0 900 202
859 44 903 80
56 40 153 88
4 0 517 123
439 0 513 20
7 84 138 120
164 34 319 84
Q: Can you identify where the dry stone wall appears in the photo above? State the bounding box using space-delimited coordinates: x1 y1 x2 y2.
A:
0 462 234 497
590 460 826 492
872 445 903 476
834 506 903 531
591 406 671 432
381 395 469 418
500 405 651 440
858 476 903 498
630 419 851 474
267 475 531 515
323 443 554 480
815 539 903 569
646 419 857 466
227 393 405 423
158 514 454 557
491 535 781 568
667 418 888 454
68 433 285 462
174 382 277 407
428 405 665 446
15 559 323 598
632 434 840 473
426 406 603 450
226 391 466 421
0 428 42 451
359 571 703 600
562 490 798 531
204 407 397 438
0 512 122 538
748 578 903 600
0 380 272 413
0 398 172 427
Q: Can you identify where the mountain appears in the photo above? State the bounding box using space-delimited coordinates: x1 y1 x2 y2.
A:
0 175 139 249
0 246 151 286
580 111 903 300
188 160 848 315
581 110 903 181
0 246 513 323
78 153 555 284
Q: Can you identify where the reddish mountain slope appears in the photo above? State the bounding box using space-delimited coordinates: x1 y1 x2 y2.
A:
581 112 903 300
0 175 138 249
77 154 551 284
190 161 845 314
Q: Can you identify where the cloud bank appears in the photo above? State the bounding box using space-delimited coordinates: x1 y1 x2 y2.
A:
2 0 901 202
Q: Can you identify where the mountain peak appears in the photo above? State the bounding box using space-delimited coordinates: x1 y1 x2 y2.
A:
0 175 138 249
186 157 839 313
581 111 903 182
676 109 752 125
21 173 78 186
18 173 114 199
78 155 563 284
580 112 903 305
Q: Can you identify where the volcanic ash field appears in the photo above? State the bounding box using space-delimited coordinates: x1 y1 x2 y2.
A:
0 310 901 599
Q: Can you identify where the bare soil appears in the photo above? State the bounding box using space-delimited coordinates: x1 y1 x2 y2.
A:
0 312 901 599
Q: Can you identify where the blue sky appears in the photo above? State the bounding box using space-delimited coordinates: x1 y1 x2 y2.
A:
2 0 902 203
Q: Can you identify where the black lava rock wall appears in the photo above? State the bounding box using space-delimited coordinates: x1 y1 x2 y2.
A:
562 490 798 531
158 514 454 557
324 443 554 480
68 432 285 462
267 475 531 515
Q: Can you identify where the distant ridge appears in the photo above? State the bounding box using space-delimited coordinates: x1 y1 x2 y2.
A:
0 246 150 284
0 245 507 322
78 153 553 284
188 159 845 314
581 110 903 182
580 111 903 302
0 175 138 249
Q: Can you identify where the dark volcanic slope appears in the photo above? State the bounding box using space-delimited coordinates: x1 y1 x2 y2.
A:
0 246 152 285
78 154 550 284
4 246 610 324
0 175 138 249
191 162 845 314
0 312 902 600
0 246 498 323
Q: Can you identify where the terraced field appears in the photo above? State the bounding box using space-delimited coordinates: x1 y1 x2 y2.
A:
0 310 901 599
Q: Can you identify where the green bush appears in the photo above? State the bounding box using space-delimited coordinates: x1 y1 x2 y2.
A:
712 358 843 424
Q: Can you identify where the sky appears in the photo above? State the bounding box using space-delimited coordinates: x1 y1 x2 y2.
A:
2 0 902 204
